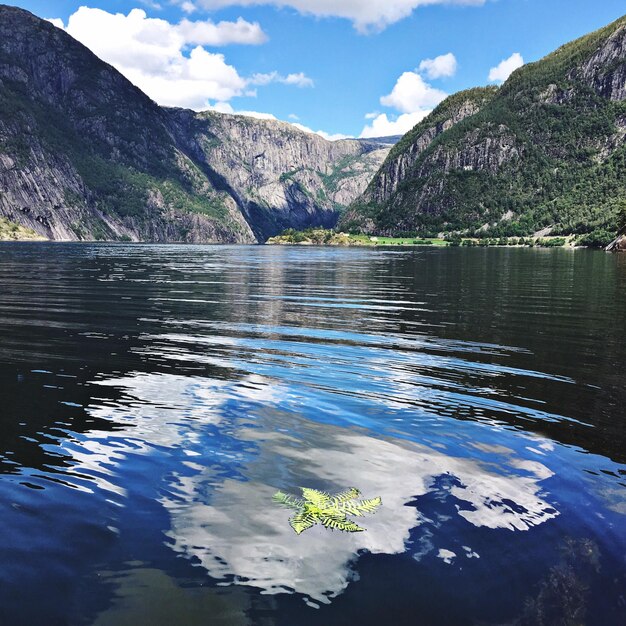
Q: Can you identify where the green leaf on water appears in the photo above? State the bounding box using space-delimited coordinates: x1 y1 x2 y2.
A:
273 486 382 535
272 490 305 511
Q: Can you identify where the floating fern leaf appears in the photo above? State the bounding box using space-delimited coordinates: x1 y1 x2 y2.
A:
272 490 305 511
290 510 317 535
355 496 382 513
301 487 331 508
319 513 365 533
340 496 383 517
329 487 361 506
273 486 382 535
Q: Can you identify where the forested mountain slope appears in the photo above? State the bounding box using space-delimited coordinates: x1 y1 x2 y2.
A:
0 5 388 242
342 15 626 238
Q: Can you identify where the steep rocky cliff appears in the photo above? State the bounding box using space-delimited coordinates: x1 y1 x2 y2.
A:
340 87 498 232
167 109 387 240
0 5 389 242
342 15 626 237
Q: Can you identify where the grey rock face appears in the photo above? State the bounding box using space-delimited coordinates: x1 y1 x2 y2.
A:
0 5 388 243
339 88 498 232
362 99 485 206
606 230 626 251
575 24 626 101
168 109 388 240
417 127 520 177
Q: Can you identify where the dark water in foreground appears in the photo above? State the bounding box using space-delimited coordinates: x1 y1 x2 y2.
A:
0 243 624 625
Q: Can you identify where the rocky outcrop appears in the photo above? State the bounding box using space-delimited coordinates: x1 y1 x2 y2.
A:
0 5 389 243
167 109 388 240
574 22 626 101
606 230 626 251
358 88 498 208
0 215 44 240
343 14 626 237
420 126 520 176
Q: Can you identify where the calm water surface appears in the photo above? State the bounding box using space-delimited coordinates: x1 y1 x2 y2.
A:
0 243 624 625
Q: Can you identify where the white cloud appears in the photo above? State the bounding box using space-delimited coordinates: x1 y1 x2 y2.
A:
488 52 524 83
46 17 65 29
208 104 345 140
52 7 308 111
61 6 267 49
361 55 450 138
177 16 267 45
249 71 314 87
119 47 247 108
380 71 447 113
139 0 163 9
291 122 351 141
170 0 197 12
359 110 430 138
209 101 278 119
194 0 486 33
288 113 299 120
64 6 248 108
361 51 455 139
418 52 457 79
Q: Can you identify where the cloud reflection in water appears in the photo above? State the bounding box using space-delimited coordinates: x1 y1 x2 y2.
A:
44 304 568 609
162 415 557 604
67 368 559 605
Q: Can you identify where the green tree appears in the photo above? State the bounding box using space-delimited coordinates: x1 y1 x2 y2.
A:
618 200 626 232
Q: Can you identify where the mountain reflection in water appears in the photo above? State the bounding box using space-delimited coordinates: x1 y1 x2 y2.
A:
0 243 623 625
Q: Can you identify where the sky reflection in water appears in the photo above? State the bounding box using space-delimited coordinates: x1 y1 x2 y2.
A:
0 243 624 625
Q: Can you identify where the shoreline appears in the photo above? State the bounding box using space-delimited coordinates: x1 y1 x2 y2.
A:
1 228 621 250
0 239 611 251
265 231 616 250
265 241 597 250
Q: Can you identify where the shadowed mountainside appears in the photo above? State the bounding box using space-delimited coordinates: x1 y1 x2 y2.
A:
0 4 389 243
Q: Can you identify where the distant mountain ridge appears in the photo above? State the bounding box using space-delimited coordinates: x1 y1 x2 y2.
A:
342 15 626 238
0 4 389 242
356 136 403 146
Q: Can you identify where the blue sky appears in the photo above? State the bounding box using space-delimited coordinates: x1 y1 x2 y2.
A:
12 0 626 139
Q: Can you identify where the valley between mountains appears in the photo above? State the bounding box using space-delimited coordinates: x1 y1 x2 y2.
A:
0 5 625 246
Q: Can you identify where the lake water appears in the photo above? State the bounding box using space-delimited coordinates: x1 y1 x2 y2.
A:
0 243 624 625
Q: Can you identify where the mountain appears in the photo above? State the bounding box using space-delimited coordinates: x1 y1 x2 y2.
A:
356 136 403 146
166 108 388 241
341 15 626 238
0 5 389 243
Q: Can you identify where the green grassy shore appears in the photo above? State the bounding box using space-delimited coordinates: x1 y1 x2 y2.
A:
265 228 603 248
0 217 46 241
